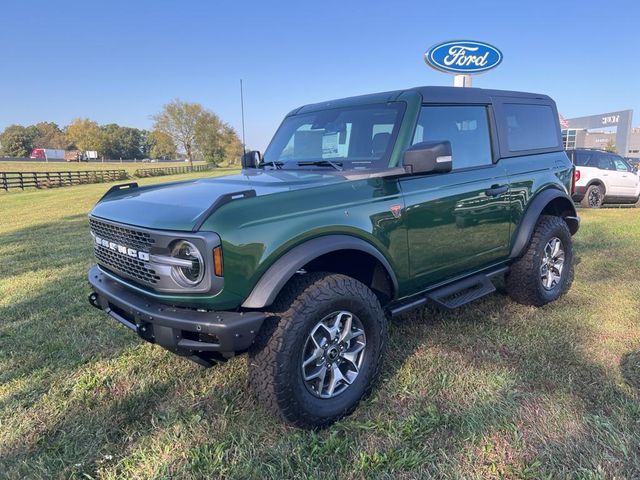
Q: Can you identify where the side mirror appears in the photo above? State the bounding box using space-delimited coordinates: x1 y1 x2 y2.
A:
403 141 452 175
242 150 261 168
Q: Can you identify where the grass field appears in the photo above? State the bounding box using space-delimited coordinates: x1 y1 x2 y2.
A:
1 174 639 479
0 160 211 176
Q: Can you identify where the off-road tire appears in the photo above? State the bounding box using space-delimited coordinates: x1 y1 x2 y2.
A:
248 272 387 428
506 215 574 306
580 184 604 208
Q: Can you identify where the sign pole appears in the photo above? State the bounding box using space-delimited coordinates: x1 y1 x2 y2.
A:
453 74 472 88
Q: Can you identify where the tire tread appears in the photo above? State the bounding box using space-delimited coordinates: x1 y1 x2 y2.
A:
248 272 387 427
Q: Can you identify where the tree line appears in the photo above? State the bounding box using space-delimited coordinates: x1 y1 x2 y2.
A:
0 100 244 166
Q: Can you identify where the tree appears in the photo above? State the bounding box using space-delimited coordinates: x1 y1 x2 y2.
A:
194 111 224 165
148 130 177 159
0 125 33 157
194 113 243 166
604 140 617 153
153 100 204 167
28 122 69 149
219 125 243 165
65 118 104 153
100 124 145 159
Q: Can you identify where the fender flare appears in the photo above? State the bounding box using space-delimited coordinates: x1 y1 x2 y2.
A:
509 188 579 259
241 235 399 309
585 178 606 194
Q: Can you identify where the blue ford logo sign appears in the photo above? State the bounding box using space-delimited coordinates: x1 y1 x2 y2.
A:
425 40 503 74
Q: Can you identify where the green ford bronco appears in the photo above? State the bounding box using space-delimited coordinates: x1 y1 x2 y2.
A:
88 86 579 427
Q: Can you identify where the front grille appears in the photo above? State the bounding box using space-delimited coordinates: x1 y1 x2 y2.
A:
89 218 155 251
90 218 159 286
94 246 160 285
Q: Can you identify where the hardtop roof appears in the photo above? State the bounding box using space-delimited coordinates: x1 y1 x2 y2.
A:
292 86 553 115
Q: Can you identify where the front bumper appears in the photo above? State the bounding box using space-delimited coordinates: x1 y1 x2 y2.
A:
88 265 265 366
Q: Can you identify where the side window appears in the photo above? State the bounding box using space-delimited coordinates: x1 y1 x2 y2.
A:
412 105 492 170
574 151 592 166
611 156 630 172
594 153 612 171
502 103 559 152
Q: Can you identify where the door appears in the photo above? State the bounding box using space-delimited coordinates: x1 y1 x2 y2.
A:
400 105 511 292
609 155 638 198
589 152 614 193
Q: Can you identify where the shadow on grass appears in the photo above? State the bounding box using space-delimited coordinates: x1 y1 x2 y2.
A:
620 351 640 390
0 213 139 467
0 214 127 385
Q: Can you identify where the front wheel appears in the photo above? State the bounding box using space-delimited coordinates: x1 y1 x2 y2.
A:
248 273 387 428
506 215 574 306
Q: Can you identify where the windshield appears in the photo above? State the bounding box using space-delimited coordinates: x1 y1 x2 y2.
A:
263 102 405 169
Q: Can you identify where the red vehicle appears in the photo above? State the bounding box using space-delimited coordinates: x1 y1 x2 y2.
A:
29 148 65 160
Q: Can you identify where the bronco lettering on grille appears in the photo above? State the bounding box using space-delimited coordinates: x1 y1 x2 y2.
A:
93 234 150 261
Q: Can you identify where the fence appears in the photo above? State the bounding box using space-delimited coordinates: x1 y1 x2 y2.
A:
134 163 215 177
0 170 128 191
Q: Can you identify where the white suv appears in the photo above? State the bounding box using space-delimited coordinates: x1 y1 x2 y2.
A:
567 149 640 208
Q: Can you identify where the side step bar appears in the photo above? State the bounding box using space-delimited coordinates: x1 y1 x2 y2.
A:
388 266 509 317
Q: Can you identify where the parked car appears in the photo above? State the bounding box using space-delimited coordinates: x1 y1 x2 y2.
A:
87 86 579 427
566 148 640 208
625 157 640 170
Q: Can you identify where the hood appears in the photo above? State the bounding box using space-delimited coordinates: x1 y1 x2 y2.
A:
90 169 348 231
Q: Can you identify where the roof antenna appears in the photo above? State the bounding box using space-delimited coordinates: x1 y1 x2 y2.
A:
240 79 246 154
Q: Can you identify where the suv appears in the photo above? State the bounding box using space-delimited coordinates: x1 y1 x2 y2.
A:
87 86 579 427
567 148 640 208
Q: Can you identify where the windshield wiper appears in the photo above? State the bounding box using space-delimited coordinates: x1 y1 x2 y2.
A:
257 160 284 169
297 160 343 171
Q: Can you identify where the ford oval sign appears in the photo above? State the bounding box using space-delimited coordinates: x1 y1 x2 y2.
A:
425 40 503 74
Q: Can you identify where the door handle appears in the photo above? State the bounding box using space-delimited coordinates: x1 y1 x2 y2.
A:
485 184 509 197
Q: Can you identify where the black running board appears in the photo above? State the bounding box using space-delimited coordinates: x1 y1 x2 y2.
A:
388 266 509 317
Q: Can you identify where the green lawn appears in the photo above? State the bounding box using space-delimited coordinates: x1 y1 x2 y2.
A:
0 160 213 176
1 177 639 479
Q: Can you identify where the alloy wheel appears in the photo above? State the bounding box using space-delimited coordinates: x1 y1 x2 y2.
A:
540 237 565 290
588 188 601 207
301 311 366 399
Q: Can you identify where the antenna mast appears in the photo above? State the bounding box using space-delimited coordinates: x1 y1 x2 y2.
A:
240 79 246 154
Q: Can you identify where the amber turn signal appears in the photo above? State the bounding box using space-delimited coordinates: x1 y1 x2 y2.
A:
213 246 223 277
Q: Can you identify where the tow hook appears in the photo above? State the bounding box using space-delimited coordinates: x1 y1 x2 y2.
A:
88 292 101 310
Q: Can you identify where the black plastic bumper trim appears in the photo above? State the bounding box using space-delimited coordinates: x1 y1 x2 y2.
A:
88 265 265 361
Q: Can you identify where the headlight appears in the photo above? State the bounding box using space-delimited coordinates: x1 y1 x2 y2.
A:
170 240 205 287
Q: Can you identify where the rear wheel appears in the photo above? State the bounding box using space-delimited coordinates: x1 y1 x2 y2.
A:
581 184 604 208
248 273 387 428
506 215 574 306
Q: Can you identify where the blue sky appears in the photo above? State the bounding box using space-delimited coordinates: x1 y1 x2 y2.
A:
1 0 638 150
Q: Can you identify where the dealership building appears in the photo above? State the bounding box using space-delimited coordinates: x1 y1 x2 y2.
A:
561 109 639 158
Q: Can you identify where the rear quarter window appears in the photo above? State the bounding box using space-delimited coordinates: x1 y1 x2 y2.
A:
575 151 594 166
502 103 560 152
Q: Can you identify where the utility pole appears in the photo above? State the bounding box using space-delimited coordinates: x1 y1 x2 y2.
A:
240 79 246 154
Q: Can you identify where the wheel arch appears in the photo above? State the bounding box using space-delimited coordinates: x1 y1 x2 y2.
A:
241 235 399 309
586 178 606 194
509 188 579 259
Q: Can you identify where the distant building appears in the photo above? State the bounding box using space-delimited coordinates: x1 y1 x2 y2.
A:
560 109 636 157
563 127 640 157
